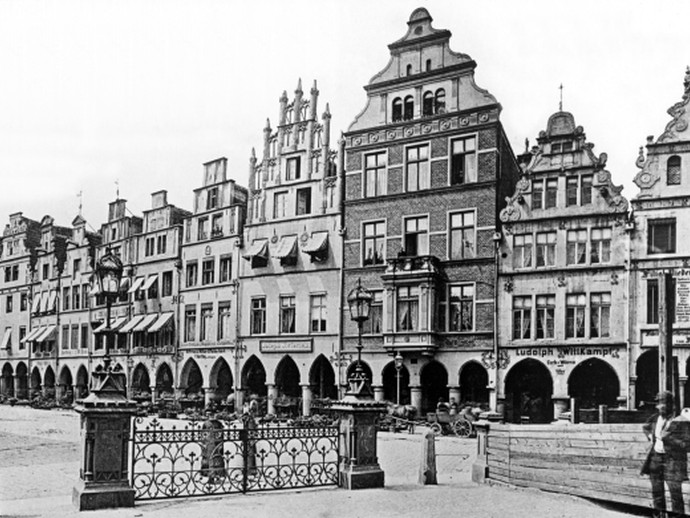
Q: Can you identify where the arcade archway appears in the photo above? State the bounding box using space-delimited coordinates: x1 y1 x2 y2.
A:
75 365 89 398
504 358 553 424
382 361 410 405
275 356 300 398
420 361 448 413
309 355 337 400
568 358 619 409
459 362 489 405
1 363 13 397
155 363 174 396
210 358 233 401
636 350 658 409
242 355 267 398
180 359 203 396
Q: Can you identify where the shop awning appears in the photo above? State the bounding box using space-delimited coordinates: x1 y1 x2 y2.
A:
119 315 145 333
141 276 158 292
118 277 131 293
273 235 298 259
132 313 158 333
1 328 11 349
31 293 42 314
148 312 174 333
22 327 43 343
301 231 329 255
34 325 57 343
47 290 57 312
242 239 268 261
39 292 50 313
127 277 145 294
93 316 128 334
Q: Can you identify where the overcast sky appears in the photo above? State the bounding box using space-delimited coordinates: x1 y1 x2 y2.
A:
1 0 688 230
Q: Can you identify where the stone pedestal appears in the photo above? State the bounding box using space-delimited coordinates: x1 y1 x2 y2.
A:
552 396 569 420
410 385 422 415
372 385 384 402
471 420 490 483
331 396 386 490
266 384 277 415
301 384 312 416
72 361 137 511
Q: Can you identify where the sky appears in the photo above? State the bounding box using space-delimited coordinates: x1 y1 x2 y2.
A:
1 0 689 231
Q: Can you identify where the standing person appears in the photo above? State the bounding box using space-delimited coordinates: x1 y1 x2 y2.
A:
641 391 690 518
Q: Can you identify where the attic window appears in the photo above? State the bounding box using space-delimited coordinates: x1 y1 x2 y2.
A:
551 141 573 153
406 64 412 76
426 59 432 72
667 156 681 185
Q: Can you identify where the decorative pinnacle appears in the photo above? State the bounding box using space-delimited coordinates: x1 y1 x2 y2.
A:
684 66 690 94
280 90 288 102
251 147 256 159
295 78 303 94
311 79 318 94
264 118 271 131
323 102 331 119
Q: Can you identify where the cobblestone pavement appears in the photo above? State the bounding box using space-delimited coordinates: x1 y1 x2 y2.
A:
0 407 643 517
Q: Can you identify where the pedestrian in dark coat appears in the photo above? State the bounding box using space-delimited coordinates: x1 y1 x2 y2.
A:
641 391 690 518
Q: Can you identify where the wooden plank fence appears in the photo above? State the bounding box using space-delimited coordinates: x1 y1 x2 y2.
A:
472 422 690 514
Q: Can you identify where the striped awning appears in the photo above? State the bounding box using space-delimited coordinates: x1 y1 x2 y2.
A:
132 314 158 332
128 277 145 294
93 316 128 334
242 239 268 261
22 327 43 343
301 231 329 255
273 235 298 259
119 315 145 333
141 276 158 291
148 312 174 333
1 328 11 349
34 325 57 343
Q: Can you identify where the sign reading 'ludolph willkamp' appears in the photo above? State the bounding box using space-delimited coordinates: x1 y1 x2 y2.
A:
260 339 312 353
514 346 622 359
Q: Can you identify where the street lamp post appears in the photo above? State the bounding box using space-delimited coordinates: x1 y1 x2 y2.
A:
346 278 373 398
95 249 123 370
394 351 403 405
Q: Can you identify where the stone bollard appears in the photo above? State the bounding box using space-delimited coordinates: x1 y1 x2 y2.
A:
570 397 580 424
419 431 437 485
598 404 608 424
471 420 490 483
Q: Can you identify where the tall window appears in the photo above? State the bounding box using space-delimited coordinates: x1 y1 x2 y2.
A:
198 217 208 240
310 294 327 333
648 219 676 254
545 178 558 208
157 234 167 254
591 228 612 264
449 285 474 332
422 91 434 117
364 291 383 334
566 294 586 338
403 216 429 256
201 259 214 285
513 296 532 339
364 152 386 197
200 304 213 341
286 156 301 181
71 324 79 349
363 221 385 266
20 292 27 311
403 96 414 120
72 287 80 310
536 295 555 339
280 296 296 334
590 292 611 338
296 187 312 215
566 177 578 207
392 98 402 122
218 302 232 340
184 305 197 342
397 286 419 331
5 295 12 313
532 179 544 210
513 234 533 269
434 88 445 113
145 237 155 256
162 271 173 297
250 297 266 335
566 230 587 265
580 175 593 205
536 232 556 267
449 211 475 260
80 324 89 350
647 279 659 324
274 191 287 219
667 156 681 185
219 256 232 283
72 259 80 279
207 187 219 210
450 137 477 185
406 144 429 191
567 175 593 206
185 261 198 287
62 288 69 311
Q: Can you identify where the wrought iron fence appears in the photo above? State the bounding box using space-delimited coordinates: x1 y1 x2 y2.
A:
130 416 339 500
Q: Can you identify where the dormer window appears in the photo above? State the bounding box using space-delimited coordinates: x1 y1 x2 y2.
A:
551 141 573 154
392 98 403 122
667 156 681 185
286 156 301 181
403 96 414 121
207 187 219 210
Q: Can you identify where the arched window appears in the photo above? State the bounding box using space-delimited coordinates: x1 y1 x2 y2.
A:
425 59 432 72
667 155 681 185
422 91 434 117
435 88 446 114
392 98 403 122
403 96 414 121
406 64 412 76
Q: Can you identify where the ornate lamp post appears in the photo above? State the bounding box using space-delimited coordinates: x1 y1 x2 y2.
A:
346 278 373 398
95 249 123 370
394 351 403 405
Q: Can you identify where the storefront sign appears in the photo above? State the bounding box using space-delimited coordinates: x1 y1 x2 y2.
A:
676 276 690 324
260 340 312 353
514 346 621 359
642 329 690 347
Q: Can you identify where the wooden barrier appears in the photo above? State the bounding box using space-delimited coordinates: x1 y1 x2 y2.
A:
472 421 690 514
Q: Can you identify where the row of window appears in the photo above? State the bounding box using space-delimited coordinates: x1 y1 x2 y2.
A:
184 212 235 243
362 210 476 266
144 235 168 257
363 136 477 197
531 174 593 210
512 228 612 269
4 292 28 314
391 88 446 122
184 301 233 342
512 292 611 341
273 187 313 218
185 257 232 288
249 294 328 335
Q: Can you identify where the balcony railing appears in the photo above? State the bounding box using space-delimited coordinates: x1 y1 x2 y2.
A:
384 255 441 275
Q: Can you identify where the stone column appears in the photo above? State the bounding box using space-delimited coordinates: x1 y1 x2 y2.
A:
73 362 136 511
203 387 215 408
266 384 277 415
235 389 245 412
410 385 422 415
56 384 66 401
301 384 312 416
629 376 637 411
372 385 384 402
149 383 157 404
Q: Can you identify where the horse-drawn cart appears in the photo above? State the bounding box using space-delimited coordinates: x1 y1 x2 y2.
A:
427 409 473 437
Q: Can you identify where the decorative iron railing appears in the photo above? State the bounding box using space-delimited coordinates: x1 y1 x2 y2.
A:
130 417 339 500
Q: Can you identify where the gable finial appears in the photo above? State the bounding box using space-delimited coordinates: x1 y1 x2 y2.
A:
559 83 564 112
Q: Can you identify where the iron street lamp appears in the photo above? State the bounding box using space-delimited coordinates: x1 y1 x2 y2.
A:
394 351 403 405
346 278 373 397
95 248 123 369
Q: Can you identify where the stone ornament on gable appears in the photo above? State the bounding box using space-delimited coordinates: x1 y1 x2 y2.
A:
657 67 690 143
633 155 660 190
